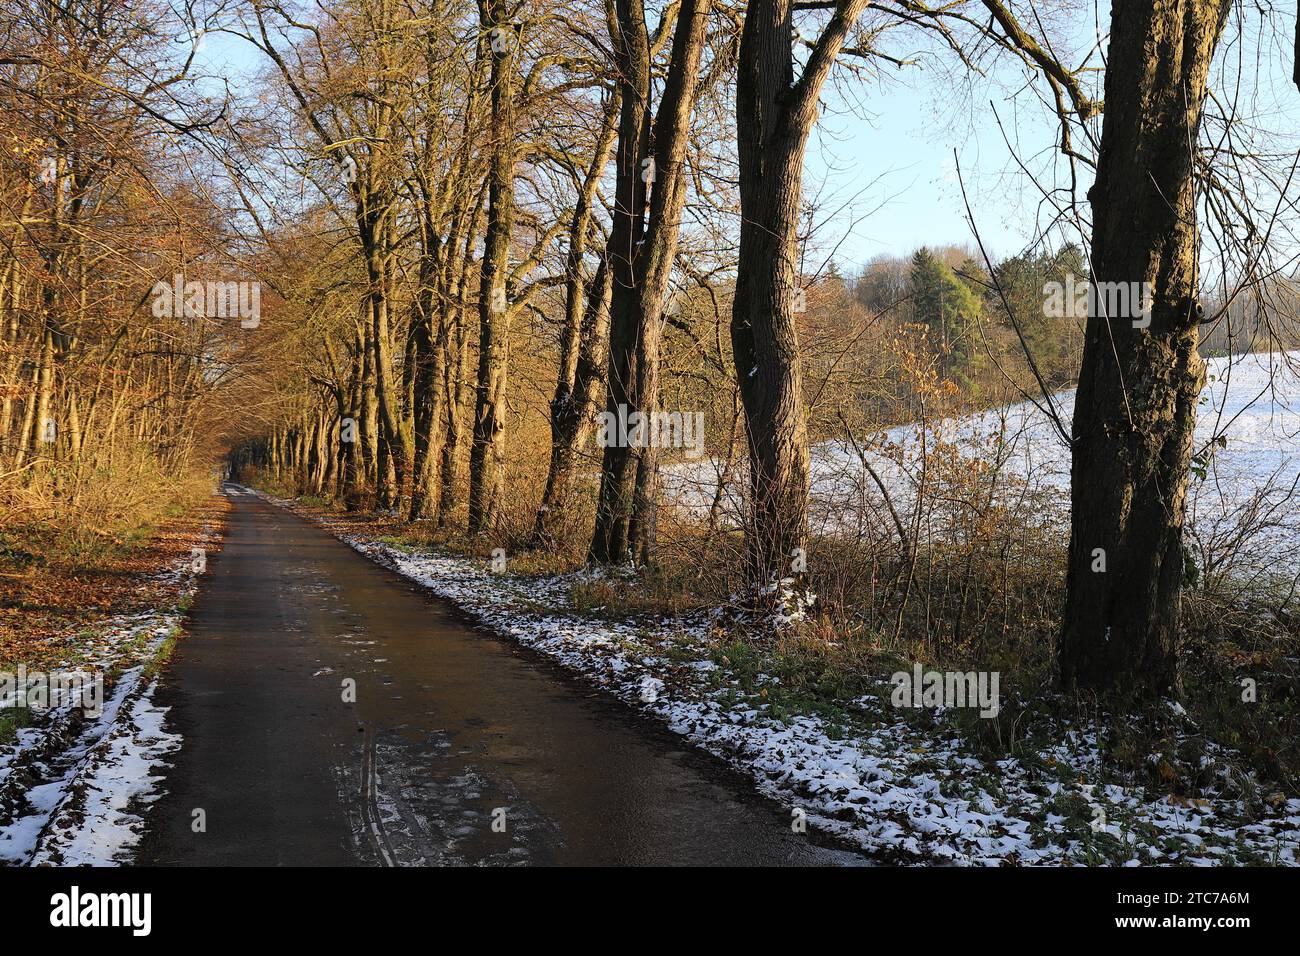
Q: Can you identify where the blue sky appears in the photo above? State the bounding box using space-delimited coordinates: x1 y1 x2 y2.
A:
192 4 1300 277
193 16 1070 274
804 76 1066 270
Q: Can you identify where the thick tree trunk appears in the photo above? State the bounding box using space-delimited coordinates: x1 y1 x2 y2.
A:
439 228 480 527
367 237 407 509
438 310 471 525
534 256 612 545
589 0 653 564
625 0 712 565
468 7 518 534
730 0 865 592
590 0 711 564
342 325 367 509
731 153 810 588
358 320 378 493
1060 0 1232 698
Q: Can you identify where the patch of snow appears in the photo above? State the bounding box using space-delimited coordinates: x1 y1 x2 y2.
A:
27 679 181 865
0 523 216 865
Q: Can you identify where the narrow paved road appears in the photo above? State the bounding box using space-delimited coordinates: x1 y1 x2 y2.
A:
137 488 864 866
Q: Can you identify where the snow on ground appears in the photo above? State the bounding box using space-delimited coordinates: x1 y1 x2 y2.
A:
247 485 1300 866
25 681 180 866
666 350 1300 581
0 528 214 865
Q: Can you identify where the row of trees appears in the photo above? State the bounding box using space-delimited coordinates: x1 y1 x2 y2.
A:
6 0 1295 700
214 0 1287 700
857 239 1300 404
224 0 883 585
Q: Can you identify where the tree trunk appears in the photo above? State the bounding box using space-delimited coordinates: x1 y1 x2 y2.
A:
589 0 653 564
625 0 712 565
439 307 471 525
367 235 407 509
1060 0 1232 698
532 91 620 546
439 204 483 527
590 0 712 564
467 6 519 534
408 230 449 521
731 0 865 592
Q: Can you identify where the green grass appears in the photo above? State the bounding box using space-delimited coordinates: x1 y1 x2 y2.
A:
0 707 34 747
142 626 181 682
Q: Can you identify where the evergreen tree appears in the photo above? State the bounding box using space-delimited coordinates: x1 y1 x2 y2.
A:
990 245 1088 386
908 247 982 390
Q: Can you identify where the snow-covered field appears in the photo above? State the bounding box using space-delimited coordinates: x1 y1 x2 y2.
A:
249 479 1300 866
0 529 215 865
667 349 1300 581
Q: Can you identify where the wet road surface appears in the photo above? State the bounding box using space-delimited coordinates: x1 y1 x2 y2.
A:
137 489 866 866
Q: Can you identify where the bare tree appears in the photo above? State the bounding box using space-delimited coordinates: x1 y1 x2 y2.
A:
468 2 522 532
589 0 715 564
730 0 867 594
532 85 620 545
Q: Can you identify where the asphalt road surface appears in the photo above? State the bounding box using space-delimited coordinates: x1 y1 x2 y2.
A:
136 488 866 866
